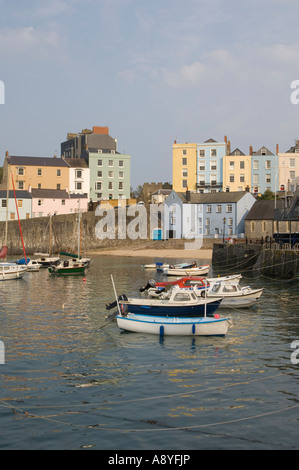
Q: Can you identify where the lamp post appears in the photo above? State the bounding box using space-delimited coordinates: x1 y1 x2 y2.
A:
223 217 226 242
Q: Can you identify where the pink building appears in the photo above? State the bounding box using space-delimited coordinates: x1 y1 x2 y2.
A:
31 189 88 217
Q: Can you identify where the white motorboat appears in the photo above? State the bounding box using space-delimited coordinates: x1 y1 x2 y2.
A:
116 312 231 336
203 282 264 308
162 264 210 276
14 258 42 271
206 274 242 284
0 263 27 280
33 253 60 267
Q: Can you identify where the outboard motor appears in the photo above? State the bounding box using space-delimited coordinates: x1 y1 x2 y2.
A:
139 279 156 292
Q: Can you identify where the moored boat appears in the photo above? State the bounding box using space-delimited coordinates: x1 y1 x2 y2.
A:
48 258 86 275
0 262 27 280
203 282 264 308
162 264 210 276
108 286 222 318
116 312 231 336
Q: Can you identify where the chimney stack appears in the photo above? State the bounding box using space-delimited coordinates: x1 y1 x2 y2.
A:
249 145 253 156
276 144 279 154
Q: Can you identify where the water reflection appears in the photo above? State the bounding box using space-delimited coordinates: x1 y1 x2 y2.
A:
0 255 299 449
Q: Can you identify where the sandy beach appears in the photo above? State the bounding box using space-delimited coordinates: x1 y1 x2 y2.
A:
88 248 213 260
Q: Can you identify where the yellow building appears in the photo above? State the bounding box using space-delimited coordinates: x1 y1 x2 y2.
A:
223 148 251 192
172 141 197 193
1 154 70 191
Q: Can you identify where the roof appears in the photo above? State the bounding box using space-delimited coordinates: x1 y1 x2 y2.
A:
252 146 274 156
177 191 250 204
245 199 284 220
229 148 245 156
64 158 88 168
152 189 172 195
31 189 70 199
7 156 69 167
0 190 32 199
30 189 88 199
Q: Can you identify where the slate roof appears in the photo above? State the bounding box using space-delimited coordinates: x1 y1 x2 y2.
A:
7 156 69 167
245 199 284 220
252 146 274 156
0 190 32 199
31 189 88 199
177 191 249 204
229 148 245 156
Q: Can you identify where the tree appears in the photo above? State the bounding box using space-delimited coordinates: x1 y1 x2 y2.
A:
260 189 275 200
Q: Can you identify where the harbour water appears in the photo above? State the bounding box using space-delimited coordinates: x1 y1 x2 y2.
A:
0 254 299 450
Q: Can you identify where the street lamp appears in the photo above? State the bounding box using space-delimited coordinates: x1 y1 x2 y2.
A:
223 217 226 242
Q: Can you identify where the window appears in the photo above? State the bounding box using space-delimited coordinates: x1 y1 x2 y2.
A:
119 160 124 167
18 181 24 190
108 181 113 190
119 171 124 178
266 174 271 184
57 169 61 177
199 163 205 171
182 157 187 166
17 167 24 176
206 205 212 213
75 170 82 178
266 160 271 169
38 199 44 206
229 174 234 183
253 160 259 170
17 200 23 208
240 161 245 169
10 213 15 220
95 182 102 190
290 171 295 180
182 179 187 188
182 149 187 155
97 159 102 166
119 182 123 190
216 205 222 213
251 221 255 232
199 150 205 158
210 161 217 171
253 174 259 184
240 174 245 182
182 169 188 177
38 183 42 189
109 160 114 167
290 158 295 167
109 171 114 178
229 161 235 170
228 218 233 225
261 148 267 155
227 204 232 213
211 149 217 157
61 200 65 205
1 200 6 208
57 184 61 190
97 171 102 178
37 168 42 176
262 221 266 232
75 182 82 190
206 218 210 226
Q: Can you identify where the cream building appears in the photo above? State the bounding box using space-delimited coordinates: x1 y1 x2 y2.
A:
278 141 299 193
1 154 70 191
223 148 251 192
172 142 197 193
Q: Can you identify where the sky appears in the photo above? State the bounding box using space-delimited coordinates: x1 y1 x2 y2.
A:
0 0 299 189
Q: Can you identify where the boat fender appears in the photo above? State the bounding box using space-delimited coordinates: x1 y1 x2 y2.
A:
192 324 196 334
159 325 164 337
119 294 128 316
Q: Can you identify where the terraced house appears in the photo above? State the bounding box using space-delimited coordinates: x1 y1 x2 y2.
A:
172 136 230 194
1 154 70 191
61 125 131 202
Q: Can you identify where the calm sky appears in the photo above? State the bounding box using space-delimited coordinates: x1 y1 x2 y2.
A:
0 0 299 188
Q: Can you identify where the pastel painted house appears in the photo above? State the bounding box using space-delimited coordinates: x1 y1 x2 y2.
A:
31 189 88 218
0 190 32 221
163 190 256 240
